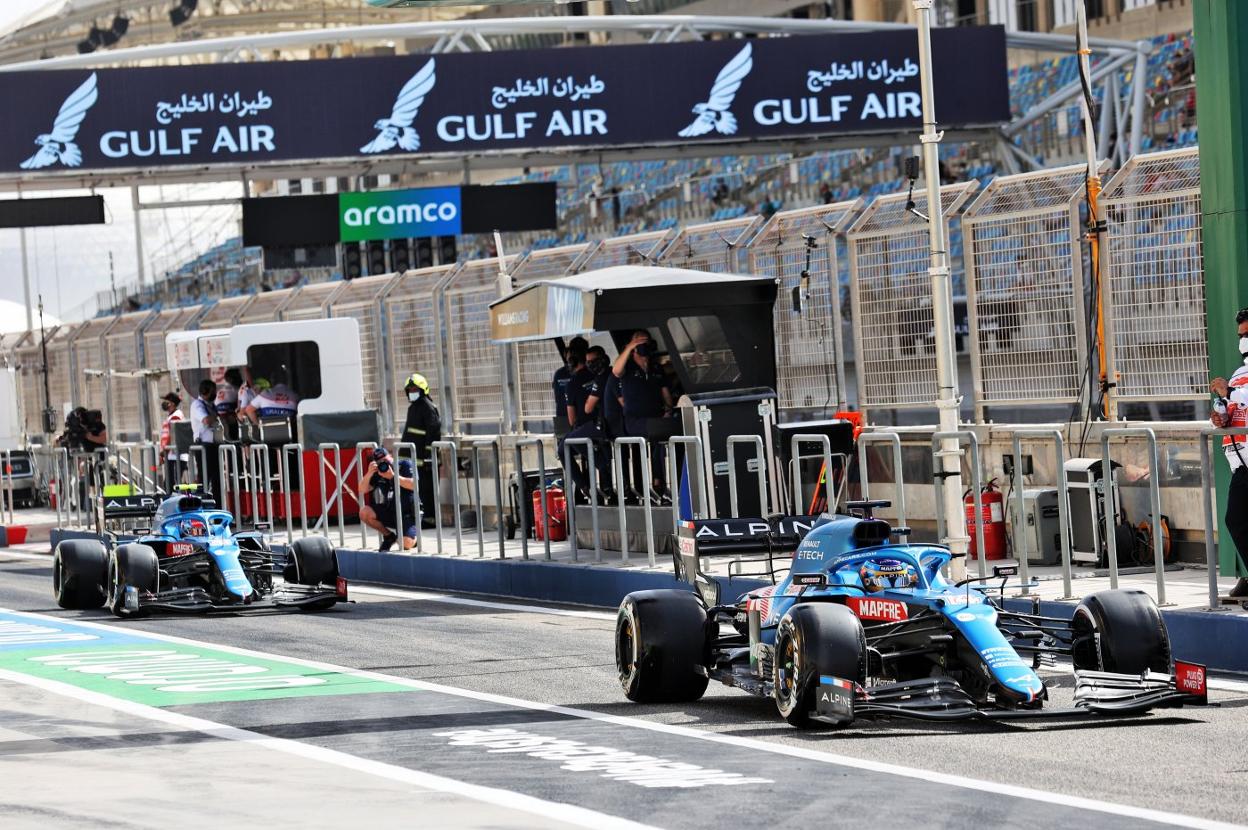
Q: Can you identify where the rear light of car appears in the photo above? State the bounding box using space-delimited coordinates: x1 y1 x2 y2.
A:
335 577 348 599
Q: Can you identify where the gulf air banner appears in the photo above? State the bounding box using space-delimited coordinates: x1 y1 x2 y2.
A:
0 26 1007 174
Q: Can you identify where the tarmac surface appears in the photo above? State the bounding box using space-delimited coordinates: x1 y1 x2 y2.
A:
1 544 1246 829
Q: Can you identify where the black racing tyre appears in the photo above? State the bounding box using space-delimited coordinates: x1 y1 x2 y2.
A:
773 603 866 729
1072 589 1171 675
616 589 710 703
106 544 160 618
52 540 109 610
286 536 338 586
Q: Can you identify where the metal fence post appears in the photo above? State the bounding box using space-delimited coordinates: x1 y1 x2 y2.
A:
613 437 655 567
431 439 461 556
666 435 709 522
54 448 68 527
217 444 239 517
395 441 420 554
355 441 377 549
248 443 272 530
514 437 551 561
317 443 345 547
563 437 599 562
1 449 13 526
280 443 304 543
1198 427 1248 611
856 431 906 528
931 431 985 578
789 434 834 516
1007 429 1075 600
726 435 767 519
1102 427 1167 605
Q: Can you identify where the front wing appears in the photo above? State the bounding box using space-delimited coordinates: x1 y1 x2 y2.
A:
812 669 1206 725
125 579 348 614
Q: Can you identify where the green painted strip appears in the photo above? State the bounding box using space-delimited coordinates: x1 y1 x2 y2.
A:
0 612 411 707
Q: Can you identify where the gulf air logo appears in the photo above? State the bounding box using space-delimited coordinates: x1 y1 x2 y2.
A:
847 596 907 621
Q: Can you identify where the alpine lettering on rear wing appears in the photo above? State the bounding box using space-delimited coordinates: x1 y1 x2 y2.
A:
675 516 820 606
100 494 165 518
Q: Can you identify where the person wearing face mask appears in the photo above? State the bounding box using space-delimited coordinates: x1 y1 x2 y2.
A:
560 345 615 503
1210 308 1248 598
401 373 441 526
157 392 186 491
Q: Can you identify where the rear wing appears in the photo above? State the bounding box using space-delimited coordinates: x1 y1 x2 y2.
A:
100 492 165 519
675 515 819 606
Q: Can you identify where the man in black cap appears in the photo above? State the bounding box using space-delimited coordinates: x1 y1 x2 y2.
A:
552 336 589 437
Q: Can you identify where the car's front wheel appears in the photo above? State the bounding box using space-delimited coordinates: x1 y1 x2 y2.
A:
774 603 865 729
106 544 159 618
1072 589 1171 674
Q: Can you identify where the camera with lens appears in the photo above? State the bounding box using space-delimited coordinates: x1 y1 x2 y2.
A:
372 446 391 474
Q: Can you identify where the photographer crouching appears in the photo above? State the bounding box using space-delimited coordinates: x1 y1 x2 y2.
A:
358 447 418 552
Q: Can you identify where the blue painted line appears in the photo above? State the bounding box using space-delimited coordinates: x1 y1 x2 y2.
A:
0 610 151 651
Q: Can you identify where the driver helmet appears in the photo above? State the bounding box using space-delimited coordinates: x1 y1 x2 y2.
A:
180 518 208 537
859 558 918 593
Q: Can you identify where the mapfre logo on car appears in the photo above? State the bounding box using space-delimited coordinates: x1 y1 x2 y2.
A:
847 596 907 621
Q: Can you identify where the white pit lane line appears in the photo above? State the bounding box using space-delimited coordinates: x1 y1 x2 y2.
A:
0 607 1242 830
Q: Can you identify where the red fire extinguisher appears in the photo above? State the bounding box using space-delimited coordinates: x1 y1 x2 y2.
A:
965 480 1007 560
532 486 568 542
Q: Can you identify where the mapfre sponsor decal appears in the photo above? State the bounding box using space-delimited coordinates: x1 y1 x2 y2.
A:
168 542 194 557
846 596 907 621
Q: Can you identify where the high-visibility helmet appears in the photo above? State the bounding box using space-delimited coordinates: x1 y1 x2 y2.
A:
405 373 430 395
180 519 208 538
859 558 918 593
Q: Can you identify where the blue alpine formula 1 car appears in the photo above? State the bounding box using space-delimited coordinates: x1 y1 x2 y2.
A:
52 492 347 617
616 501 1204 727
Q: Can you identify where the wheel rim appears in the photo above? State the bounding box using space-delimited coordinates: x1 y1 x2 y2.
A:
775 625 802 716
53 557 63 597
108 556 121 610
616 611 638 689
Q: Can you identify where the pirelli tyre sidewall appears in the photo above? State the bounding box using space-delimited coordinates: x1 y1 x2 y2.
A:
286 535 338 586
107 544 160 618
773 602 866 729
1072 589 1171 675
616 589 710 704
52 539 109 610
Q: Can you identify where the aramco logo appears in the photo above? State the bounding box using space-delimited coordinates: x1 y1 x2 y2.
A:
342 200 458 228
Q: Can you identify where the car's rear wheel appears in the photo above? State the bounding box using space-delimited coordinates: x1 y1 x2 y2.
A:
106 544 159 618
1072 589 1171 675
52 540 108 610
616 589 710 703
774 603 865 729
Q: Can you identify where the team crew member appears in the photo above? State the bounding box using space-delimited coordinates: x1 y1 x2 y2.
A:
215 368 243 437
552 336 589 436
1210 307 1248 598
157 392 185 490
612 330 673 500
562 349 590 428
561 346 614 501
242 368 300 421
190 379 220 499
401 373 441 526
359 448 418 552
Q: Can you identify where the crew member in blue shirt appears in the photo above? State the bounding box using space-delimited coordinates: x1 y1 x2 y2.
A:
552 336 588 437
612 331 673 502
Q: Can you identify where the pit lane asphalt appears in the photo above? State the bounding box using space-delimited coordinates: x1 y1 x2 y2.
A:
1 550 1244 828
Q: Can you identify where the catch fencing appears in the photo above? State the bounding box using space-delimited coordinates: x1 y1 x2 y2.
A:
963 163 1093 420
1101 147 1207 402
5 148 1221 443
745 199 861 413
846 181 979 412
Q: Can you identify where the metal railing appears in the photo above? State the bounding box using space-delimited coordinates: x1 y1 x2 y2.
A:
470 440 506 559
0 449 13 526
666 435 709 529
1199 427 1248 611
1006 428 1074 600
430 439 462 556
612 437 656 567
788 434 845 516
856 431 906 528
725 435 767 519
931 431 985 578
1100 427 1168 605
514 437 552 561
562 437 601 562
